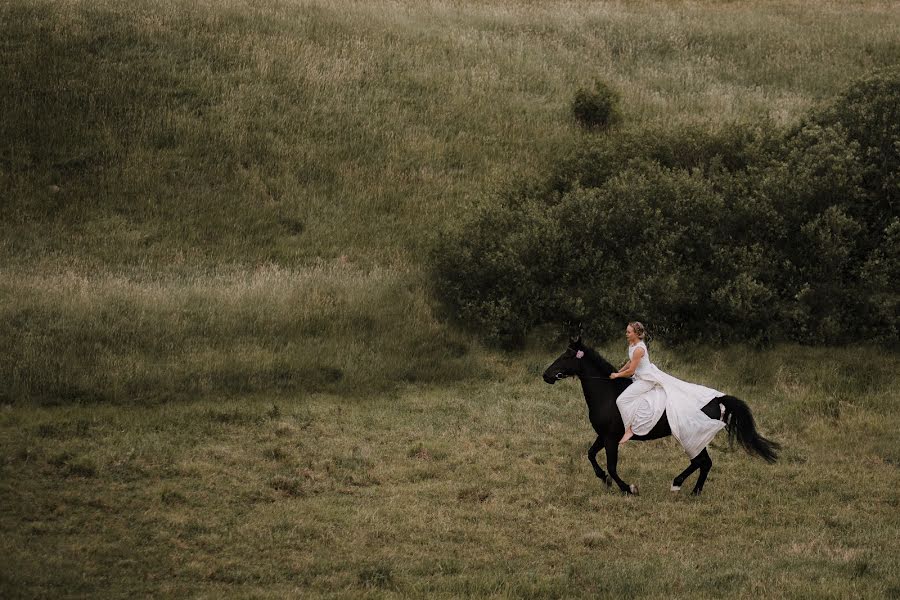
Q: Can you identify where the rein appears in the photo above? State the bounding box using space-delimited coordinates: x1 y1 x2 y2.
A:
555 373 621 381
552 348 625 381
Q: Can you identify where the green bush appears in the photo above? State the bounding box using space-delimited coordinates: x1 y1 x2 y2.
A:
813 65 900 231
432 195 565 346
431 69 900 347
546 122 775 198
859 218 900 343
571 80 621 130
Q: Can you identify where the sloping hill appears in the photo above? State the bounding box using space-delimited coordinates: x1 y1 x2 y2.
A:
2 0 898 401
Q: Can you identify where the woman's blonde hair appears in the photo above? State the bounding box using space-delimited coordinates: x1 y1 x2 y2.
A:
629 321 647 340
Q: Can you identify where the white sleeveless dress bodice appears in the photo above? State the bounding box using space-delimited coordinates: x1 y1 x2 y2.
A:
630 341 653 379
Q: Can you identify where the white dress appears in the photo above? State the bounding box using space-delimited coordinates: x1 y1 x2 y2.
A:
615 341 726 459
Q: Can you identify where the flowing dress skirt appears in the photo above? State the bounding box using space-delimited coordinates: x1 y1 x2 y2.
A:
617 365 726 459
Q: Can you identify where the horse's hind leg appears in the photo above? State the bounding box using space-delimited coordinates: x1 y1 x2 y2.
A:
671 449 713 495
691 449 713 496
671 461 700 492
588 436 611 487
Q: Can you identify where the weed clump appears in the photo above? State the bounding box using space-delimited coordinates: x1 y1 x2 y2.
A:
269 475 305 497
358 563 395 589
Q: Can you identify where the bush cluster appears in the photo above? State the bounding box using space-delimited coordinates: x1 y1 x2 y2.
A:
431 68 899 346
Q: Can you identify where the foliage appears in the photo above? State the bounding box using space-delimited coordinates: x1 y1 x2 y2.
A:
571 80 621 130
813 65 900 229
432 68 900 346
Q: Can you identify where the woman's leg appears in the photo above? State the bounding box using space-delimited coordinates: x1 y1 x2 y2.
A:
615 380 655 444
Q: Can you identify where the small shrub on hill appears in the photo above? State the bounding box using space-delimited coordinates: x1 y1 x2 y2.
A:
571 80 621 131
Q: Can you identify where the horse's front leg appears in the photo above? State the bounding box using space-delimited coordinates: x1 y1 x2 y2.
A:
588 435 611 487
605 438 638 495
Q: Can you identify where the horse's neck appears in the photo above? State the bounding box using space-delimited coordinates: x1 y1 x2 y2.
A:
580 365 617 407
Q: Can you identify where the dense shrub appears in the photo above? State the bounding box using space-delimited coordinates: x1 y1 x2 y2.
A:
549 122 771 192
860 218 900 343
431 69 900 347
571 80 621 130
813 65 900 231
432 195 565 346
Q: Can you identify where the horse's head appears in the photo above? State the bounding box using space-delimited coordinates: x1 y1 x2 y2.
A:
542 336 587 384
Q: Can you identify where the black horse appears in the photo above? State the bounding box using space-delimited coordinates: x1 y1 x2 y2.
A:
542 337 779 495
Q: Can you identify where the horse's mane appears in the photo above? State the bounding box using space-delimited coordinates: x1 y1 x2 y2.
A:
581 345 616 375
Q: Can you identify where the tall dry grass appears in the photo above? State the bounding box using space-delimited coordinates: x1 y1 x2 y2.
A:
0 264 477 403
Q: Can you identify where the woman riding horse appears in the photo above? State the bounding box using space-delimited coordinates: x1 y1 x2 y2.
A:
611 322 725 459
543 333 778 495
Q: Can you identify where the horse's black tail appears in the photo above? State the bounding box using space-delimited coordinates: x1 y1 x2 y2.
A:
720 395 780 463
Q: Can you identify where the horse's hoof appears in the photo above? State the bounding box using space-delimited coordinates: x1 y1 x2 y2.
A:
604 476 613 487
629 484 639 495
670 484 682 492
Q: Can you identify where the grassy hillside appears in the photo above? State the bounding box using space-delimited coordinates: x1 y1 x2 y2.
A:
4 0 899 267
2 0 899 401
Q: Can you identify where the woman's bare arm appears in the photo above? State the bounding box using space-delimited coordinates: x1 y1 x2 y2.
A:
611 347 644 379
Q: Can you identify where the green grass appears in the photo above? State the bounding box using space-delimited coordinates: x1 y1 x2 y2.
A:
2 1 899 596
2 346 898 598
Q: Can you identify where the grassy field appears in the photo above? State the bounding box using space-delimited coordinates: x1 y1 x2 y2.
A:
2 0 900 597
2 345 899 598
